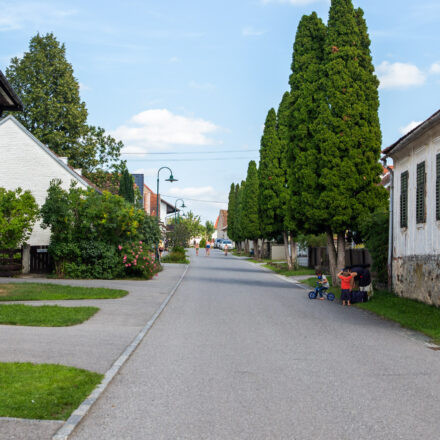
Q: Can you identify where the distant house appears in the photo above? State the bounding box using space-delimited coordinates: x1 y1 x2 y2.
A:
0 70 23 116
142 183 178 235
215 209 228 240
0 115 96 248
383 109 440 306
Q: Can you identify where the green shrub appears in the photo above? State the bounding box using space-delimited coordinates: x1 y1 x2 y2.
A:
199 238 206 249
120 242 161 279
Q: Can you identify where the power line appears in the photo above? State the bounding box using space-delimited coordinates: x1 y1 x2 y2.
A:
122 149 258 155
126 157 254 162
161 194 227 204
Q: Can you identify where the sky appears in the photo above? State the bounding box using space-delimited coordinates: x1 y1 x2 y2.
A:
2 0 440 223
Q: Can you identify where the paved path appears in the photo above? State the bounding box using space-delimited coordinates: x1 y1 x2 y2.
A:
70 249 440 440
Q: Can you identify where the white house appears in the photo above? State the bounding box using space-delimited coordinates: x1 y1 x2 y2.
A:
0 115 95 247
383 109 440 306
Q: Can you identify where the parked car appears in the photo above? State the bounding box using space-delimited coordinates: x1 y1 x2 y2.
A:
219 239 234 250
214 238 224 249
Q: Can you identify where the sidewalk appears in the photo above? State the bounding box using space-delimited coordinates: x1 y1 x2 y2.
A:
0 264 186 440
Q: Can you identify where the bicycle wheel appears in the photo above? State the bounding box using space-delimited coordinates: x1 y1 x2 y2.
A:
308 291 317 300
327 293 336 302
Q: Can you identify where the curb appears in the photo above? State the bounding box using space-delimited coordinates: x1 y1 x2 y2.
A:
52 264 190 440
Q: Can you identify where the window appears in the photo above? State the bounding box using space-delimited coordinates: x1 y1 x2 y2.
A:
437 154 440 220
400 171 408 228
416 161 426 224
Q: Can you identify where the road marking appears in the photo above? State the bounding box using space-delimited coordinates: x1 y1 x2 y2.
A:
52 264 190 440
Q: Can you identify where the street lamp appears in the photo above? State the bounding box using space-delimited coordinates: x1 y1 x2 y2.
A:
174 199 186 224
156 167 177 259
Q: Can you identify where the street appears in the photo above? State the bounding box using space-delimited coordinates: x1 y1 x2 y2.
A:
69 249 440 440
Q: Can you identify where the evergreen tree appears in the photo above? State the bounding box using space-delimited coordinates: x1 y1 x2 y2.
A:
288 12 327 237
243 161 260 257
258 108 284 241
6 33 88 160
315 0 387 281
6 33 126 185
235 181 246 252
118 170 135 204
227 183 237 242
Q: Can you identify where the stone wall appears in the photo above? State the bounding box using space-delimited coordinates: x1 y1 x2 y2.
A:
393 255 440 306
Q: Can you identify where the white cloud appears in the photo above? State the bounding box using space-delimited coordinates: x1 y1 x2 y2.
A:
166 186 228 207
377 61 426 89
113 109 220 153
399 121 423 136
242 26 266 37
169 56 180 63
0 3 77 31
430 62 440 74
79 83 91 92
132 168 158 178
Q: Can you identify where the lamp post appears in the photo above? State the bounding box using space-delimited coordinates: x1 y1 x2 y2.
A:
174 199 186 224
156 167 177 259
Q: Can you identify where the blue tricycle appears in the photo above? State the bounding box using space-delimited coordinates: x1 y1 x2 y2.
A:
308 283 335 301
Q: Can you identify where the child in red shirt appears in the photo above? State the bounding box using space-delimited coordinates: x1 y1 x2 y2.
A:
338 268 357 306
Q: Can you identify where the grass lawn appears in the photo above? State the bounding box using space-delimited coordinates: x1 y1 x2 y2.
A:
303 277 440 343
0 304 99 327
0 283 127 301
264 264 316 277
0 362 103 420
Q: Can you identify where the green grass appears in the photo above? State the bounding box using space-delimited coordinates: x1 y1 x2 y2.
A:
264 264 316 277
0 283 127 301
0 304 99 327
0 362 103 420
303 277 440 343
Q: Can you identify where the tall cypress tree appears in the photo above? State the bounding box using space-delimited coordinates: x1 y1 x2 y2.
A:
315 0 386 281
288 12 327 237
258 108 284 241
118 170 135 204
235 181 246 252
227 183 237 243
243 161 260 257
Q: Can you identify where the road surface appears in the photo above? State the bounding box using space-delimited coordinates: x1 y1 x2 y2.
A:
71 248 440 440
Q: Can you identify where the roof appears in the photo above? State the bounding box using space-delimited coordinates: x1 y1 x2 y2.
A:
0 115 98 192
214 216 219 229
0 71 23 115
217 209 228 229
383 109 440 157
143 183 178 215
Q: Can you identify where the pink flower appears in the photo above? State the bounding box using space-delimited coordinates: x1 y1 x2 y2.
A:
134 261 137 266
118 245 122 250
139 241 143 244
128 264 131 267
143 257 146 260
125 264 129 267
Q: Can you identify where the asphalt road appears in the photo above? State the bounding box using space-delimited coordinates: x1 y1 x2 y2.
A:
71 249 440 440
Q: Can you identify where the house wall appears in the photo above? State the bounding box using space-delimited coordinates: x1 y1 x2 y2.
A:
391 124 440 305
0 118 88 246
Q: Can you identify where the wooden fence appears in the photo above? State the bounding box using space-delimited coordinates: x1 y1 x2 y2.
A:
0 249 22 277
308 247 372 272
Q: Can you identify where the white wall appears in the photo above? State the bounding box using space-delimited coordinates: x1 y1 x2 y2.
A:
392 127 440 257
0 118 89 246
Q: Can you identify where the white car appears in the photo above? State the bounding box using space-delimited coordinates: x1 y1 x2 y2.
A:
219 240 234 250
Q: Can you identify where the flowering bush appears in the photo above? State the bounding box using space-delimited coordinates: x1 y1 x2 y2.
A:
120 242 161 279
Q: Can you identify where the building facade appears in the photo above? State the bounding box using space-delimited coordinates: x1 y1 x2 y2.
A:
384 110 440 306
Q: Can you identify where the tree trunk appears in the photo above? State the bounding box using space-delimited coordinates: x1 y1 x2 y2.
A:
245 240 249 255
327 230 338 285
261 238 266 259
253 239 259 260
283 231 292 270
289 231 297 268
336 232 346 275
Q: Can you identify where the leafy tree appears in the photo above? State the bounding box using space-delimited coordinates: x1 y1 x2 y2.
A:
314 0 387 282
167 223 191 249
258 108 284 240
227 183 237 242
205 220 215 240
170 210 204 239
359 207 389 284
0 188 39 249
242 161 260 257
288 12 327 238
118 170 135 204
6 33 88 161
6 33 126 187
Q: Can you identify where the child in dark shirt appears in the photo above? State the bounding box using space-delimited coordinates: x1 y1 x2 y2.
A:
338 268 357 306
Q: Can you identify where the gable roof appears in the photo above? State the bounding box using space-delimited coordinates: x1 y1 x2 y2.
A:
0 71 23 115
0 115 98 191
217 209 228 229
383 109 440 157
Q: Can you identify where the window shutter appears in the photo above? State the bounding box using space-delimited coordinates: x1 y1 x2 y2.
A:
400 171 408 228
416 161 426 224
437 154 440 221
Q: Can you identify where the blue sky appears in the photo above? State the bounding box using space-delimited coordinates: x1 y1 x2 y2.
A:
2 0 440 222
